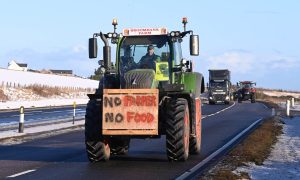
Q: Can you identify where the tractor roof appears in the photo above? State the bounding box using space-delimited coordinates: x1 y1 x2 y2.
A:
240 81 255 84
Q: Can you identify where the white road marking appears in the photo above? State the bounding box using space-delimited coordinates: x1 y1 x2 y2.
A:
7 169 36 178
262 103 269 109
10 115 20 117
202 102 236 119
24 113 33 116
176 118 263 180
29 111 43 113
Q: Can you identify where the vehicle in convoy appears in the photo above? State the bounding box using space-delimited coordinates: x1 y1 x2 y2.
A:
207 69 232 104
235 81 256 103
85 18 205 162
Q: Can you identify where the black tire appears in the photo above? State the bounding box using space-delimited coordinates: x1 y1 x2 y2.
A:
166 98 190 161
238 98 242 103
110 138 130 155
189 99 201 155
209 101 215 105
251 95 256 103
85 99 110 162
224 101 230 105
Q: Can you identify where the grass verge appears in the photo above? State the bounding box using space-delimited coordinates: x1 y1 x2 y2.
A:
201 116 283 179
0 89 9 101
26 85 63 97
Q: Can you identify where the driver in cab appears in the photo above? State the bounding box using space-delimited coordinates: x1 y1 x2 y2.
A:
139 45 160 69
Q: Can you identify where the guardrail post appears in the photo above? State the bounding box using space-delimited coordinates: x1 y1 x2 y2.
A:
19 106 25 133
286 100 290 117
271 108 275 116
291 98 295 108
73 101 76 124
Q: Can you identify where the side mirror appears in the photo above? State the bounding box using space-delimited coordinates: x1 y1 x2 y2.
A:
89 38 98 58
190 35 199 56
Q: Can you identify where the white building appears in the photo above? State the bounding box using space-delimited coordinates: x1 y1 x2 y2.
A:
7 60 28 71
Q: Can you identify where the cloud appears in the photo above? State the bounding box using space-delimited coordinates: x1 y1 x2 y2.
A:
195 50 300 89
198 50 299 74
206 51 255 74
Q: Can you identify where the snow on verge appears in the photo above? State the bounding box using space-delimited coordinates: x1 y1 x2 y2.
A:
235 117 300 179
0 98 89 110
0 120 84 141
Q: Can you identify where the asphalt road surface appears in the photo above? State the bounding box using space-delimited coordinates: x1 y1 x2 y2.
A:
0 102 271 179
0 105 86 126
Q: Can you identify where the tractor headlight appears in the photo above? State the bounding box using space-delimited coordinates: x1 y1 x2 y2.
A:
170 31 180 37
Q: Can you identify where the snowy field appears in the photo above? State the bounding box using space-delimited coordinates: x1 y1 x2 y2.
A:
0 68 98 88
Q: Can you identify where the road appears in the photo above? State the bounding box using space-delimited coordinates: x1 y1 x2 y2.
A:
0 105 86 126
0 102 271 179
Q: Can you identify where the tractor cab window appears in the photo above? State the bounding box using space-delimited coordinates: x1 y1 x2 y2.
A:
241 84 252 88
119 36 170 75
173 41 182 65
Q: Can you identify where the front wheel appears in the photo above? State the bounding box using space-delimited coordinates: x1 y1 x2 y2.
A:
251 95 256 103
166 98 190 161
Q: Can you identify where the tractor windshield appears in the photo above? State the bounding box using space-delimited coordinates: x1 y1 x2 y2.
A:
241 84 253 88
119 36 171 75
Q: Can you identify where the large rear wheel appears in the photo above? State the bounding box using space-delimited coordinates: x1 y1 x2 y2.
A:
166 98 190 161
85 99 110 162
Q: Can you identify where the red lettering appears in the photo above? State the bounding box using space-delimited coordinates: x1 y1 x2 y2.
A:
141 113 147 122
123 95 156 107
126 112 154 123
146 96 156 106
146 113 154 123
134 113 141 122
136 96 146 106
124 96 135 106
127 112 135 122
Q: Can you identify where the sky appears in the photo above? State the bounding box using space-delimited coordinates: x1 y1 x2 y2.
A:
0 0 299 90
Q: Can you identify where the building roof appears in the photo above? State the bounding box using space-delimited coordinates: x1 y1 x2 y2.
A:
49 70 73 74
16 63 27 67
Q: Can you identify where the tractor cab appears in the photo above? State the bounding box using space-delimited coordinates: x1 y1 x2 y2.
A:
89 18 200 90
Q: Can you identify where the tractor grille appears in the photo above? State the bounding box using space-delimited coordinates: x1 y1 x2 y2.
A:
124 69 155 89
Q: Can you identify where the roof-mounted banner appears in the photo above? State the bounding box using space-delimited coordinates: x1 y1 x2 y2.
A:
123 28 168 36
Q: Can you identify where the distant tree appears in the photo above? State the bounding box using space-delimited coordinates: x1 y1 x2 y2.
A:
89 67 102 80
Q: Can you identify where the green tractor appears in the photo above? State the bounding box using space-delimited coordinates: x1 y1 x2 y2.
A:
85 18 205 162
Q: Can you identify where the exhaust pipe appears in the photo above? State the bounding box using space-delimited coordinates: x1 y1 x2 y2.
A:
100 32 111 71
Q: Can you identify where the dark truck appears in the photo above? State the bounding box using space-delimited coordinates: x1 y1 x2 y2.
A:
207 69 232 104
236 81 256 103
